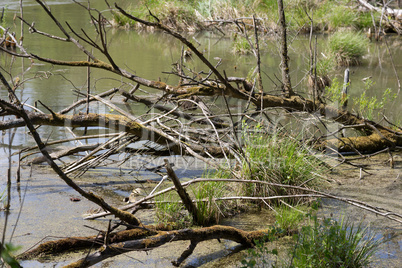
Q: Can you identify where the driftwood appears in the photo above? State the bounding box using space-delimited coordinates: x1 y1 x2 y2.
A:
84 177 402 225
19 224 267 268
357 0 402 34
17 175 402 266
357 0 402 18
63 225 264 268
18 225 165 260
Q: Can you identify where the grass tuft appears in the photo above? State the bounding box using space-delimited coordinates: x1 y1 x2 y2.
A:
275 206 305 235
155 192 192 228
291 215 384 267
238 124 326 205
328 30 369 66
192 181 225 226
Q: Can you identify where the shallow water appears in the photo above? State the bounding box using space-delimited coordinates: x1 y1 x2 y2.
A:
0 1 401 267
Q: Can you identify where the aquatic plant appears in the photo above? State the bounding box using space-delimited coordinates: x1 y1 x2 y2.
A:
324 77 348 107
353 81 397 120
240 234 280 268
155 192 192 228
111 4 137 28
274 206 305 235
112 0 203 31
192 181 225 226
328 30 369 66
239 123 326 205
241 212 384 268
291 215 384 267
232 34 253 54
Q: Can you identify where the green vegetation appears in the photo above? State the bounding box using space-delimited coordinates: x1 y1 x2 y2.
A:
274 206 305 235
154 123 326 227
353 81 397 120
324 77 348 107
240 231 281 268
1 242 21 268
112 0 203 31
0 6 8 36
232 34 253 54
111 0 382 33
239 123 325 204
155 192 192 228
307 56 335 92
155 180 226 227
328 30 369 66
241 208 384 268
291 215 383 267
192 181 225 226
325 78 397 120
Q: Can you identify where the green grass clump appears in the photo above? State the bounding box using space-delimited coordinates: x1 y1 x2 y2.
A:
275 206 305 235
328 30 369 66
291 215 383 267
155 192 192 228
155 180 226 227
327 5 356 28
232 35 253 54
239 124 326 205
192 181 225 226
1 242 22 268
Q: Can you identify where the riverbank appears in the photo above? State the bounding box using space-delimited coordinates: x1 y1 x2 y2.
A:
111 0 400 35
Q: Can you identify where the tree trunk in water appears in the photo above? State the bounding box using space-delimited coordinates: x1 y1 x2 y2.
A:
277 0 293 97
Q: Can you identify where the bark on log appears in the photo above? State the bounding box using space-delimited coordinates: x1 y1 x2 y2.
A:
63 225 265 268
165 159 200 224
18 224 269 267
277 0 293 97
357 0 402 18
322 130 402 153
18 226 161 260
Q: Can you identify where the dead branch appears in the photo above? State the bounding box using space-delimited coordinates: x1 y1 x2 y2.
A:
29 144 100 164
276 0 293 97
63 225 261 268
165 159 200 224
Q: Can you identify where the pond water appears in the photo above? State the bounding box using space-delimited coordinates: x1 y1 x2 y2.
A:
0 0 401 267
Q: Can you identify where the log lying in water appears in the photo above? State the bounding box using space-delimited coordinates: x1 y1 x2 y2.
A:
19 224 268 268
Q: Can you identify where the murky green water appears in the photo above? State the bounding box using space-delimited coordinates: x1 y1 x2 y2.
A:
1 1 401 267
